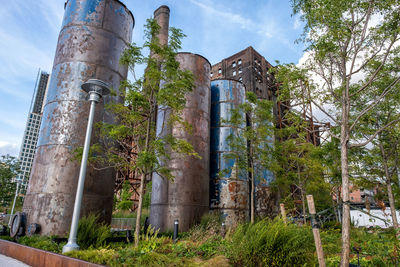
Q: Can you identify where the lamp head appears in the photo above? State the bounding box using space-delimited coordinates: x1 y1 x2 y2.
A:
81 79 111 97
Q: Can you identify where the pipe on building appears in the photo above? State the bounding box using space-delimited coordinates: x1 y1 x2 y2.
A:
210 79 248 226
23 0 134 236
150 53 211 232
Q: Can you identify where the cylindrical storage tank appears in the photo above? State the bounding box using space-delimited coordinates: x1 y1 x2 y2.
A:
255 166 275 217
254 123 275 217
150 53 211 232
210 79 248 226
22 0 134 236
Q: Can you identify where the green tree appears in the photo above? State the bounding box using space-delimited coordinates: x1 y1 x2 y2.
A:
94 19 196 246
276 1 400 264
116 180 134 212
320 138 343 221
351 59 400 234
273 113 329 222
0 155 20 209
225 92 275 223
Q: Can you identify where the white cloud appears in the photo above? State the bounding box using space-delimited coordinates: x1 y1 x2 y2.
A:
0 141 19 157
190 0 275 40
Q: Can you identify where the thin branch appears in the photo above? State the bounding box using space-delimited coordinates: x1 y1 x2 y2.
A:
310 98 339 125
349 118 400 148
349 76 400 132
350 37 397 97
347 3 372 80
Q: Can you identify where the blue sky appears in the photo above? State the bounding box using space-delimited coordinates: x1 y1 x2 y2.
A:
0 0 305 156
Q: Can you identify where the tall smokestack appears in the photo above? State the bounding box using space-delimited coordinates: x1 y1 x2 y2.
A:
153 5 170 47
23 0 134 236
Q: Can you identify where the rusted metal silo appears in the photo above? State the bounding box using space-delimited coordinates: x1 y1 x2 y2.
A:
22 0 134 236
255 164 275 217
209 79 248 226
253 117 275 217
150 53 211 232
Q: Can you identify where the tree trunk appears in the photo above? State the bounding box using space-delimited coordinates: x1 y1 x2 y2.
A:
337 187 342 223
134 172 146 246
332 191 339 222
298 165 306 225
250 164 255 224
379 142 399 234
134 112 152 247
340 120 351 267
301 190 307 225
386 178 399 232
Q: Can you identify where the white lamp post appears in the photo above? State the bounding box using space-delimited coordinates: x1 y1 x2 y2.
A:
62 79 110 253
8 178 22 227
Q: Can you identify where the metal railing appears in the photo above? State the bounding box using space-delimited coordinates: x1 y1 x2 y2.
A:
110 217 135 231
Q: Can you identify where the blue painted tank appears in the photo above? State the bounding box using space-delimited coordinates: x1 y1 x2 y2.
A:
210 79 248 226
254 162 275 216
254 122 275 217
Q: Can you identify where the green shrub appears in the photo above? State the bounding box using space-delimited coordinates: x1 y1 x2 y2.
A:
18 235 62 253
65 248 117 265
77 214 112 249
187 212 222 242
197 237 226 259
320 228 341 256
350 227 399 266
142 182 152 209
0 235 14 241
321 220 341 230
227 218 316 266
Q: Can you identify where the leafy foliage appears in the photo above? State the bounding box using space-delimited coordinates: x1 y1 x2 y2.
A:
77 214 112 249
0 155 20 208
116 181 134 211
223 91 275 222
272 113 330 214
18 235 63 253
89 18 196 246
276 0 400 263
226 218 315 266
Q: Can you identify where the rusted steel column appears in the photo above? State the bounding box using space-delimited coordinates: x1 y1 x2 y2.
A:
150 53 211 232
209 79 248 227
22 0 134 236
153 5 170 46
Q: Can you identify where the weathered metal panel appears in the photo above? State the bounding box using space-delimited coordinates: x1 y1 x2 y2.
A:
254 123 275 217
209 79 248 226
150 53 211 232
255 167 275 217
23 0 134 236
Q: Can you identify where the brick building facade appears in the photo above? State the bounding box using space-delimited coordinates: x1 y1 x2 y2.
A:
211 46 276 100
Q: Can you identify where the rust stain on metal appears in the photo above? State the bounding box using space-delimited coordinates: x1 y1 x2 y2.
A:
209 79 248 226
150 53 211 232
23 0 134 236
